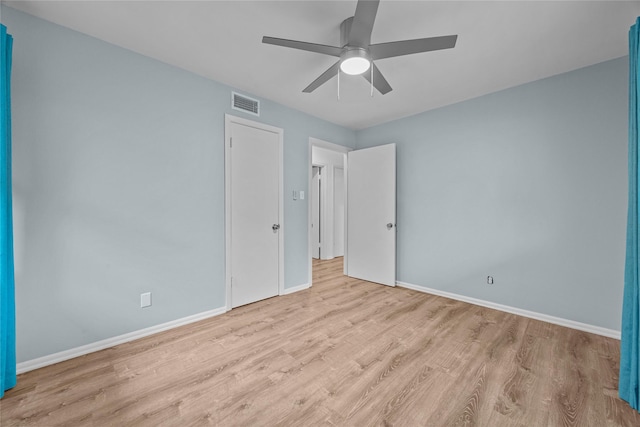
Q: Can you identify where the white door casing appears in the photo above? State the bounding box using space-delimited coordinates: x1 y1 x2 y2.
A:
311 166 321 259
346 144 396 286
333 167 345 257
225 114 284 309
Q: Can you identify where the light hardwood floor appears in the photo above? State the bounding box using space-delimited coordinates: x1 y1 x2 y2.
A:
2 257 638 426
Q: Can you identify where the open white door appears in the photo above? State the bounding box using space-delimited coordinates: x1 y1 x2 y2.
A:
347 144 396 286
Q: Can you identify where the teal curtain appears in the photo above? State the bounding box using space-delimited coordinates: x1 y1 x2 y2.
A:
621 17 640 411
0 23 15 399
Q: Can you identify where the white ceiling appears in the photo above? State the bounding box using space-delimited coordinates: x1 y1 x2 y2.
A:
4 1 640 130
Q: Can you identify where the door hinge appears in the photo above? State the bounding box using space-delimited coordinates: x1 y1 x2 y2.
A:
230 137 233 148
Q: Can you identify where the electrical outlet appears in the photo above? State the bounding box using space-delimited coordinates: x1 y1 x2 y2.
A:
487 276 494 285
140 292 152 308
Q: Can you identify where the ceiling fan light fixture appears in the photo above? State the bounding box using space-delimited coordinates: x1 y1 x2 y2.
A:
262 0 458 94
340 48 371 75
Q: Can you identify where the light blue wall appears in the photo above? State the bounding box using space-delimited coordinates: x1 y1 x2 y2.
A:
357 57 629 331
3 5 630 363
3 7 355 362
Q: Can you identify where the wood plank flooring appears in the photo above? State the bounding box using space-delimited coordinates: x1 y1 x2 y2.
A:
2 257 638 426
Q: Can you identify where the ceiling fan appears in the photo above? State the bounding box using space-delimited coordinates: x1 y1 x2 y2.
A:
262 0 458 95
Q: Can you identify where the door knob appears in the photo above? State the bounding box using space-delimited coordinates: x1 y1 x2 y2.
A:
272 224 280 231
387 223 394 230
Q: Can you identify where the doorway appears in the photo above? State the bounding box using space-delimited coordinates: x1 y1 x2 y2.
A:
308 139 349 285
308 139 397 289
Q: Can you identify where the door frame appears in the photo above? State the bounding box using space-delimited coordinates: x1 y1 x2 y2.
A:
332 166 345 258
311 164 325 260
225 114 284 311
308 138 351 287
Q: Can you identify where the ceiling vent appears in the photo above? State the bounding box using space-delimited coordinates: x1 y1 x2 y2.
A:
232 92 260 116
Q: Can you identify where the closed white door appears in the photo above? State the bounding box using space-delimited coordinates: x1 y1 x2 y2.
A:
226 116 282 308
347 144 396 286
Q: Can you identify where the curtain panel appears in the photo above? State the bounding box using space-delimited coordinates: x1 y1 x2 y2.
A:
0 23 16 399
620 16 640 411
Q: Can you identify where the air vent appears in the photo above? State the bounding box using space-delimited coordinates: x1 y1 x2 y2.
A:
232 92 260 116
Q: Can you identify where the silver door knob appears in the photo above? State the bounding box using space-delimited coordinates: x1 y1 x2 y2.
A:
387 223 394 230
272 224 280 231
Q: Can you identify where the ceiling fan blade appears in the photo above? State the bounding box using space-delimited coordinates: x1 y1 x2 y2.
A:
362 62 392 95
348 0 380 47
369 35 458 60
303 61 341 93
262 36 342 57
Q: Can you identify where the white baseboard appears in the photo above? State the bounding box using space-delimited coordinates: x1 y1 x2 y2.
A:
396 281 621 340
282 283 310 295
19 283 618 374
17 306 228 374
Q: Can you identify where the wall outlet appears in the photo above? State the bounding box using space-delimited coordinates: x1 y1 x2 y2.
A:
487 276 494 285
140 292 152 308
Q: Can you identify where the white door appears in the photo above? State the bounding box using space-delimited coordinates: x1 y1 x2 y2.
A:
347 144 396 286
226 115 283 308
311 166 321 259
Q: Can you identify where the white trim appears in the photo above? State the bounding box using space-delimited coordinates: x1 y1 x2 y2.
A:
282 283 311 295
225 115 231 310
17 307 227 374
333 166 345 258
278 124 285 298
225 114 284 310
396 281 621 340
309 138 352 154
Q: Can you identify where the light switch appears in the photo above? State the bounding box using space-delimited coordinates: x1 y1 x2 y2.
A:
293 190 298 201
300 191 305 200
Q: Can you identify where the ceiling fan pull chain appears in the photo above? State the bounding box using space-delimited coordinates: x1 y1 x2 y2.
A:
371 64 374 97
337 69 340 101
